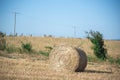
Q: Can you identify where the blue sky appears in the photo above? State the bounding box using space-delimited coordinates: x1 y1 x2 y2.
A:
0 0 120 39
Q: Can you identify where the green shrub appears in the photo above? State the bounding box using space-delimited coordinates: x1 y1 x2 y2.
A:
21 42 32 52
0 31 6 37
0 38 6 50
0 31 6 50
86 30 107 60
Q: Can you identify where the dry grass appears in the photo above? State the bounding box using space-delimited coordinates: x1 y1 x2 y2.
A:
0 56 120 80
0 36 120 80
105 40 120 58
5 36 120 58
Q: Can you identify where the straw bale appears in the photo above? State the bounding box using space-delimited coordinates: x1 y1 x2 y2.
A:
49 46 87 72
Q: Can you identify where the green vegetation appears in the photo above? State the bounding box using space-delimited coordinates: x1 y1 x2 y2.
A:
108 56 120 65
38 46 53 56
0 31 6 37
116 58 120 65
21 42 32 53
0 34 119 65
6 45 18 53
0 31 6 50
0 38 6 50
5 41 52 56
86 30 107 60
87 55 104 62
38 51 49 56
87 55 120 65
0 38 53 56
45 46 53 52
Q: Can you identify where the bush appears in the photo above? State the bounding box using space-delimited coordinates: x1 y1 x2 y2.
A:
86 30 107 60
21 42 32 52
0 31 6 50
0 31 6 37
0 38 6 50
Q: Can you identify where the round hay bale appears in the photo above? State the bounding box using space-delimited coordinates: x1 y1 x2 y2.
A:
49 46 87 72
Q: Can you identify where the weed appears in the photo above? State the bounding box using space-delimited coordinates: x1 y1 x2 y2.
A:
21 42 32 53
45 46 53 52
0 31 6 50
38 51 49 56
107 56 120 65
107 56 115 64
6 45 18 53
0 38 6 50
116 58 120 65
38 46 53 56
87 55 104 62
0 31 6 37
87 55 95 62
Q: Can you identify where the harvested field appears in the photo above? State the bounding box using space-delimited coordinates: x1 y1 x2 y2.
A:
0 36 120 80
5 36 120 58
0 56 120 80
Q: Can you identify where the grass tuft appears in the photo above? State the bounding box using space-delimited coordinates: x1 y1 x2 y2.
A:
38 51 49 56
6 45 18 53
107 57 120 65
21 42 32 53
87 55 105 62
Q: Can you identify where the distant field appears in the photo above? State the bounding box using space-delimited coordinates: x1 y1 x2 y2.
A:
5 36 120 58
0 36 120 80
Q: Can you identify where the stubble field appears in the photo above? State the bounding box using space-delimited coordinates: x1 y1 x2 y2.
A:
0 36 120 80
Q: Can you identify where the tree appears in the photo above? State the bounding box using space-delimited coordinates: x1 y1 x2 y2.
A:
86 30 107 60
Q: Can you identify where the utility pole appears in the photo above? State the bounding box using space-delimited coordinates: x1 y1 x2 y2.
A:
13 12 20 36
